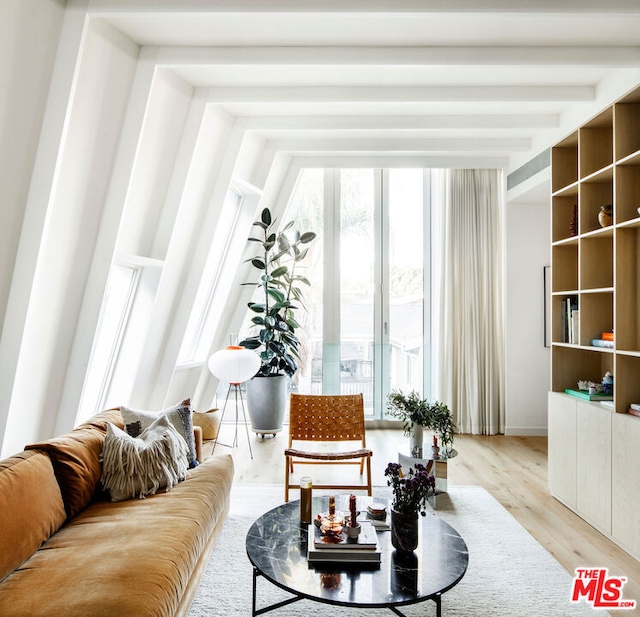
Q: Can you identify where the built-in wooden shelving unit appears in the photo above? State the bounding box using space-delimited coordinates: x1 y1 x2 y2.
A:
548 86 640 562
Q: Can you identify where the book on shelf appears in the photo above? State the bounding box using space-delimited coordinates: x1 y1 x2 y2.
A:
602 332 614 341
561 296 578 343
590 338 614 349
307 524 381 564
565 388 613 401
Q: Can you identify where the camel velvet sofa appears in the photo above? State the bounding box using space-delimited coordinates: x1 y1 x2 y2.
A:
0 407 233 617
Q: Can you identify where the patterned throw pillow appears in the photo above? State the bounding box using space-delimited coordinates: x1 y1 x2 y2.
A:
120 401 198 468
100 416 189 502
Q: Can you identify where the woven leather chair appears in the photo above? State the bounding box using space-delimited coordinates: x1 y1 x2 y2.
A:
284 393 372 502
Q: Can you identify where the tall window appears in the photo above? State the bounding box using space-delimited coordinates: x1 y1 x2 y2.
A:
281 168 430 419
178 187 243 364
76 259 163 422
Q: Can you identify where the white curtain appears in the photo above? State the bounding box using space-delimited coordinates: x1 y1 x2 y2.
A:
432 169 505 435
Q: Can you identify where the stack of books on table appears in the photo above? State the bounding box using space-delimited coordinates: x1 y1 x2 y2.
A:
628 404 640 418
307 521 381 564
361 502 390 531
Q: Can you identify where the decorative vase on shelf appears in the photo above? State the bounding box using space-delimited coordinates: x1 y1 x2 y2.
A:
390 509 419 553
598 204 613 228
409 424 423 458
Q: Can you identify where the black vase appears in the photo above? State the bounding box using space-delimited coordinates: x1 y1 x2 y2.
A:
390 508 419 552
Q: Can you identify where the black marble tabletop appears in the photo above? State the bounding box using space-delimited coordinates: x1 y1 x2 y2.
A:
245 494 468 609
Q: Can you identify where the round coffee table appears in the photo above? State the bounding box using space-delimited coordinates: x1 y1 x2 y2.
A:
246 495 468 617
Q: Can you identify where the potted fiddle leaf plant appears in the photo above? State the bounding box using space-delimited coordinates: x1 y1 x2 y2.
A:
239 207 316 436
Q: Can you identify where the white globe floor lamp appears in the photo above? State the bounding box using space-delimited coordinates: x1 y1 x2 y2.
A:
207 344 261 459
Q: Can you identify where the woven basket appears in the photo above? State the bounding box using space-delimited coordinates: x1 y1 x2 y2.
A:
192 409 220 441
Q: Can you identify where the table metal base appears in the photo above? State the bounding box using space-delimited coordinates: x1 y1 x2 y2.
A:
252 567 442 617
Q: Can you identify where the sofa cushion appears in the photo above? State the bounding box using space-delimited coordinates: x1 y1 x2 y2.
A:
121 400 198 468
25 427 106 520
0 450 67 582
76 407 124 432
100 416 189 501
0 453 234 617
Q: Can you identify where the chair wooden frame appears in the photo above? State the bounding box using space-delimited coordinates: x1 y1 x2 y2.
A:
284 393 372 502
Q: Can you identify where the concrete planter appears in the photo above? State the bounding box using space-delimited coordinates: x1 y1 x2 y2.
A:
246 375 289 437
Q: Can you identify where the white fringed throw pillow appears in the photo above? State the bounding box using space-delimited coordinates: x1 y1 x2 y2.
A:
120 400 198 468
101 415 189 502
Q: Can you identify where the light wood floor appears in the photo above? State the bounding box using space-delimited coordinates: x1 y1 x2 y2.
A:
214 424 640 615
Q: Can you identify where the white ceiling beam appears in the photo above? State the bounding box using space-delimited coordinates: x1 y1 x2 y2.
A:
243 114 558 131
289 154 510 168
204 85 593 104
88 0 640 14
153 46 640 67
270 137 530 153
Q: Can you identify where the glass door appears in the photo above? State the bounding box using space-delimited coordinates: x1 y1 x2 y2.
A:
280 168 430 419
338 169 376 411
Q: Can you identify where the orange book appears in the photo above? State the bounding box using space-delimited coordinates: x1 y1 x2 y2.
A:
602 332 614 341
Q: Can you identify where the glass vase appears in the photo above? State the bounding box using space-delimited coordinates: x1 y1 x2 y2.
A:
409 423 423 458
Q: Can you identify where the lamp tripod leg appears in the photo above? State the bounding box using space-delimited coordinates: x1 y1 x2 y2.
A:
232 384 240 448
238 387 253 460
212 384 233 455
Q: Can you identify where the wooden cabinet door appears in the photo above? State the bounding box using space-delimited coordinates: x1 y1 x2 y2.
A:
576 402 612 534
548 392 577 508
612 413 640 559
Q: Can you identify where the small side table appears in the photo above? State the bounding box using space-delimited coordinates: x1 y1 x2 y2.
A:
398 449 458 509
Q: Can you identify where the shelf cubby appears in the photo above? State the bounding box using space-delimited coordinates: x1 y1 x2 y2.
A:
552 293 578 344
552 243 578 292
615 227 640 352
579 177 613 235
551 132 578 193
580 234 613 290
551 345 613 394
551 194 578 243
614 101 640 162
579 109 613 179
614 164 640 224
614 354 640 414
580 290 614 346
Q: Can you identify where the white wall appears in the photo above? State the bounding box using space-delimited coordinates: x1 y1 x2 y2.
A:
0 0 65 332
505 175 551 435
1 9 139 456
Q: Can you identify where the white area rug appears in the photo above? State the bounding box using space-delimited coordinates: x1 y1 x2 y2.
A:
189 485 606 616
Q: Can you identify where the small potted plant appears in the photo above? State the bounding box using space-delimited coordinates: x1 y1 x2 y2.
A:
385 462 435 552
387 390 430 457
387 389 455 457
428 400 455 455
